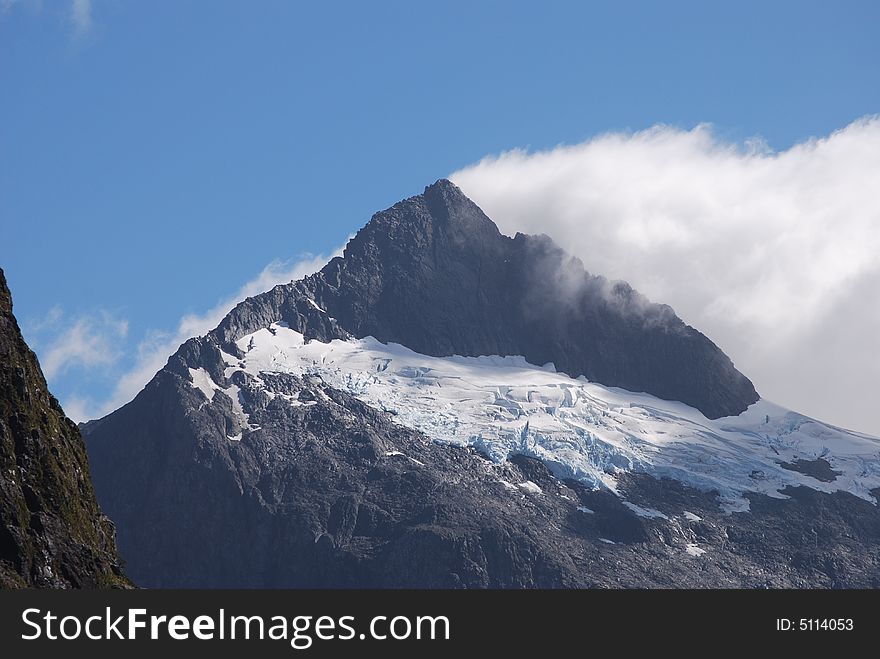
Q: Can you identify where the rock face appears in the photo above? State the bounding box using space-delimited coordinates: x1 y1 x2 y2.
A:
81 180 878 588
0 269 128 588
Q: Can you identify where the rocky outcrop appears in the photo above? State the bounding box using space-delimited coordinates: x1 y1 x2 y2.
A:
0 269 128 588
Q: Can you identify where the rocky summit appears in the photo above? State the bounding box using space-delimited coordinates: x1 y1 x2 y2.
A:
212 179 758 420
0 269 128 588
82 181 880 588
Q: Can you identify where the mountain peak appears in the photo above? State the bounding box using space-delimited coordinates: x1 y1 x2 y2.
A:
421 177 470 209
204 180 758 418
341 178 501 261
0 269 11 317
422 178 501 240
424 177 459 193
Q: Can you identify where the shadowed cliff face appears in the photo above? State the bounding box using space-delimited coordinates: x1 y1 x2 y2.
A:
0 269 128 588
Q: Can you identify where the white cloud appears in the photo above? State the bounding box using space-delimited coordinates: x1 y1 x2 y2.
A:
0 0 44 16
38 309 128 380
70 0 91 36
0 0 94 37
451 116 880 435
64 247 346 422
28 304 64 331
61 394 94 425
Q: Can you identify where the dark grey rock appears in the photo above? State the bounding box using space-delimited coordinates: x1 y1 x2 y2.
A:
778 457 841 483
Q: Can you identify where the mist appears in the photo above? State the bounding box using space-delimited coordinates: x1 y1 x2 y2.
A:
451 117 880 435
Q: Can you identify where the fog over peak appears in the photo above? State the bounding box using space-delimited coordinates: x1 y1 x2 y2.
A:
451 116 880 435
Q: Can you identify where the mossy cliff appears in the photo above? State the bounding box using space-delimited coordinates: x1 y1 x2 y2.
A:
0 268 128 588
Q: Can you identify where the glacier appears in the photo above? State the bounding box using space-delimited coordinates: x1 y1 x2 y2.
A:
190 322 880 513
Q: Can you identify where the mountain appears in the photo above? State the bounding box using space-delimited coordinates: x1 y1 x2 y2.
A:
212 179 757 419
83 181 880 588
0 269 128 588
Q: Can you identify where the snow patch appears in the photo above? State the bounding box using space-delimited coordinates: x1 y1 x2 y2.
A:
187 368 254 431
622 501 669 520
685 543 707 557
305 298 326 313
223 382 251 429
518 481 543 494
221 324 880 512
188 368 219 401
577 506 594 514
683 511 702 522
384 449 425 466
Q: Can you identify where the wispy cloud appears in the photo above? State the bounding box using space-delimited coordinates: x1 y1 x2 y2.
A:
0 0 94 37
35 309 128 380
57 247 345 422
451 116 880 435
0 0 32 13
69 0 92 36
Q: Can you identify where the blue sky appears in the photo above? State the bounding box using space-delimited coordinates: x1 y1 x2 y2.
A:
2 1 879 427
